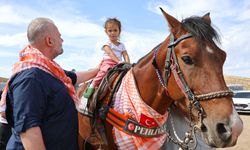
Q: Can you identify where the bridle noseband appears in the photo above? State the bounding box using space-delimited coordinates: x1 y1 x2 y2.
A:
152 33 234 149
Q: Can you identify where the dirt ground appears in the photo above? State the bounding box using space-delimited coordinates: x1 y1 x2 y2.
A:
217 114 250 150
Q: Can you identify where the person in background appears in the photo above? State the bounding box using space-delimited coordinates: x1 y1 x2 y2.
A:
84 18 130 98
0 17 98 150
0 89 11 150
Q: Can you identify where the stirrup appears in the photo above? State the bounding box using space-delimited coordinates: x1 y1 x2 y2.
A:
83 87 95 99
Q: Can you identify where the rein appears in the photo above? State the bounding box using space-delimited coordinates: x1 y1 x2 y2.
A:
152 33 234 149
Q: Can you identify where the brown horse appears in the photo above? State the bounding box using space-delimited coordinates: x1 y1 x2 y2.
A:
78 8 243 150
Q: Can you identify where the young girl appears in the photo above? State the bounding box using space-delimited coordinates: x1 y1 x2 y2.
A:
84 18 130 98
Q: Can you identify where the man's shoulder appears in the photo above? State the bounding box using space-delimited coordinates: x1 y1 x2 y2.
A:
10 68 53 85
19 68 51 78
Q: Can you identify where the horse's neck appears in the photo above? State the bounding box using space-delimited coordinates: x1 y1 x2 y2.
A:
133 47 172 115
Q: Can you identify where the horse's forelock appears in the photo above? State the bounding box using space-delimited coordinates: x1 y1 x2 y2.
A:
181 16 221 44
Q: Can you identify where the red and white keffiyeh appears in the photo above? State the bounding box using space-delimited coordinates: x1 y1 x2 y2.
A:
0 45 79 112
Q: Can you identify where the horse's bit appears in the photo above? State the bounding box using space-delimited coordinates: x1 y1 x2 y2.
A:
152 33 234 150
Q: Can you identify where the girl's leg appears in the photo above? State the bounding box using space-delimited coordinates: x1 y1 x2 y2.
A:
84 59 117 98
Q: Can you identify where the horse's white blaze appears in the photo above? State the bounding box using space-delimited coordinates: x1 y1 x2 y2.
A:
206 46 214 53
230 103 243 144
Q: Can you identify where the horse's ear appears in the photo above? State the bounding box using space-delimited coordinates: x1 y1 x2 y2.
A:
202 12 211 25
160 7 181 35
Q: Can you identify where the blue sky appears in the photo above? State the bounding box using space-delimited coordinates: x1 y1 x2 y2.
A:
0 0 249 78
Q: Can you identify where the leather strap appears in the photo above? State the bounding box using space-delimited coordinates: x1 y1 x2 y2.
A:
105 108 167 137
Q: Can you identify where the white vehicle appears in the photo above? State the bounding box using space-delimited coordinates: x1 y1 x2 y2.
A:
233 90 250 113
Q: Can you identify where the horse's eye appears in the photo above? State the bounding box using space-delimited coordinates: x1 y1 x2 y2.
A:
182 56 193 65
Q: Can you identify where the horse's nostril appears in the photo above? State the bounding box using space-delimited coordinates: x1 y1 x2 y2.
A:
217 123 227 134
201 124 207 132
216 123 232 142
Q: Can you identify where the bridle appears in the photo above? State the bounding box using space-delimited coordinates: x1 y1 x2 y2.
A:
152 33 234 149
153 32 234 117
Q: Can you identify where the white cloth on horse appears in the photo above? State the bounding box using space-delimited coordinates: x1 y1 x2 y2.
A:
112 69 168 150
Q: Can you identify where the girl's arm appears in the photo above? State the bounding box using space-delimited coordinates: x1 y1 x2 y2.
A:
103 45 120 63
122 50 130 63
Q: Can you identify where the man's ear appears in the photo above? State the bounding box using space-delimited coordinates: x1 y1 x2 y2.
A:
45 37 53 46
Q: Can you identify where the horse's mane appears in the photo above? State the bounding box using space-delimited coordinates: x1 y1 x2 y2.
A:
136 43 161 64
181 16 221 44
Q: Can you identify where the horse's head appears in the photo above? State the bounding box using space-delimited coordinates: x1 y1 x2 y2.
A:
158 8 243 147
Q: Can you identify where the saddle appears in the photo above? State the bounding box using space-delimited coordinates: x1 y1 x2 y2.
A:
77 62 132 146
